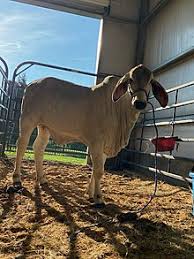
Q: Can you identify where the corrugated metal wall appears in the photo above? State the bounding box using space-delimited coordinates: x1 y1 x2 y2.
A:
144 0 194 158
128 0 194 185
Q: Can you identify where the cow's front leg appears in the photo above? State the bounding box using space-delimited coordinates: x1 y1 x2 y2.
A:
89 151 106 205
88 174 95 202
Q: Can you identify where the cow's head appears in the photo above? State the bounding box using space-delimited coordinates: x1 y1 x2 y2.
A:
112 64 168 110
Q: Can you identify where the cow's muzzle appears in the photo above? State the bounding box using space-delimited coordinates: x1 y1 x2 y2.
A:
130 88 148 111
133 100 146 110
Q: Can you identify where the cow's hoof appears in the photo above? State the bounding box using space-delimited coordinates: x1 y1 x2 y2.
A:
14 181 23 191
88 198 94 203
6 182 23 194
39 178 48 185
92 203 106 209
40 181 48 186
6 185 16 194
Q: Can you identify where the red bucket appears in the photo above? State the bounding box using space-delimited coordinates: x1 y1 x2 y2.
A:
151 136 178 152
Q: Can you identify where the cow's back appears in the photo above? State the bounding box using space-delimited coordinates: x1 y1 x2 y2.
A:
21 77 92 134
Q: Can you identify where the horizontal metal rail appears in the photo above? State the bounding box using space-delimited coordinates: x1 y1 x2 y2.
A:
122 160 192 184
137 119 194 128
124 148 194 162
149 80 194 100
7 145 88 156
142 114 194 124
124 148 175 160
136 137 194 143
14 60 121 78
138 78 194 130
147 99 194 113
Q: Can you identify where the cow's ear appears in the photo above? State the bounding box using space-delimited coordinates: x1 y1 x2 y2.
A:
151 79 168 107
112 76 129 102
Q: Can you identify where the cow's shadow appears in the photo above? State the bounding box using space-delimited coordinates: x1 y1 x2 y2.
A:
39 170 194 259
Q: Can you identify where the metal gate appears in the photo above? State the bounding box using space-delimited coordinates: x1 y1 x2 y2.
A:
0 57 10 156
120 79 194 187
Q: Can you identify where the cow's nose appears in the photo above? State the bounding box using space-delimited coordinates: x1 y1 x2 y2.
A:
134 100 146 110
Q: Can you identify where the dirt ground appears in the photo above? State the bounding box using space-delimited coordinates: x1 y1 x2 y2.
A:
0 158 193 259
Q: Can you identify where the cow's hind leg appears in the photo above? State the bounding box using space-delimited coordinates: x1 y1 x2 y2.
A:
13 119 34 186
33 126 50 184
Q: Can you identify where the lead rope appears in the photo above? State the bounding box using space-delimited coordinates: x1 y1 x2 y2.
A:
69 102 159 239
117 101 158 221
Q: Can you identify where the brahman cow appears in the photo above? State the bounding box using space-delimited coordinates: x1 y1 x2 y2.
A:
13 64 168 206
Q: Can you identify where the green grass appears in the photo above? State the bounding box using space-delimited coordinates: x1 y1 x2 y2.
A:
5 151 87 165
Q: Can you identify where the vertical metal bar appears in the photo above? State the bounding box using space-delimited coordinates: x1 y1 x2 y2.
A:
135 0 149 64
171 89 179 137
132 0 149 167
0 57 9 91
2 72 16 154
0 57 9 156
167 89 179 172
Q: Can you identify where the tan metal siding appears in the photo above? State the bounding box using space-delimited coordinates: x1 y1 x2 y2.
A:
97 20 137 75
130 0 194 178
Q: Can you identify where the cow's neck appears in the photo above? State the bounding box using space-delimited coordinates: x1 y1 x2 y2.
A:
114 94 140 153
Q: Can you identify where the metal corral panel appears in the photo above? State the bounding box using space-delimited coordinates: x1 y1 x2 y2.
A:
134 124 194 159
145 0 194 70
143 0 194 123
129 0 194 182
146 59 194 122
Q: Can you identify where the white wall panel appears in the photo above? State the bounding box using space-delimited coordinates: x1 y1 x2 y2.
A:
97 20 137 75
96 0 140 77
144 0 194 69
